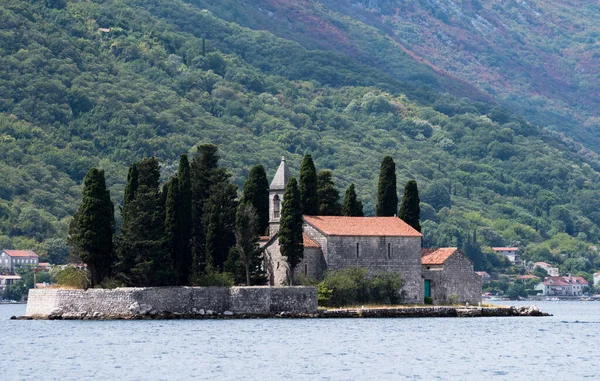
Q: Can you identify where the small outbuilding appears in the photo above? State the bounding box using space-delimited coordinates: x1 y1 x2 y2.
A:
422 248 482 305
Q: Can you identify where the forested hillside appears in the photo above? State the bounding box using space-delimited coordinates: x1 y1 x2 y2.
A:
191 0 600 152
1 0 600 279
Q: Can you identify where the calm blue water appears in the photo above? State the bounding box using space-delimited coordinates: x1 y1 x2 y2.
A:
1 301 598 380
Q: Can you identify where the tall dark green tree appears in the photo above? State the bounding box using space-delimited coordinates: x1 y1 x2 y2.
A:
299 154 319 215
68 168 114 287
123 163 138 207
399 180 421 232
242 164 269 235
342 183 364 217
203 168 238 272
279 177 303 285
116 157 174 286
164 175 191 285
177 155 193 283
234 202 261 285
190 144 220 274
317 170 342 216
376 156 398 217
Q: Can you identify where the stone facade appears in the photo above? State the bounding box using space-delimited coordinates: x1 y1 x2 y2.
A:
422 249 482 305
25 286 318 318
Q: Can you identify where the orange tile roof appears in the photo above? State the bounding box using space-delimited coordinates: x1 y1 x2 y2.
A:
303 216 422 237
303 233 320 248
259 236 270 242
2 250 38 258
421 247 458 265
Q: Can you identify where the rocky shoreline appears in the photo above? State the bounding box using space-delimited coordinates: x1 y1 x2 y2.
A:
12 305 550 320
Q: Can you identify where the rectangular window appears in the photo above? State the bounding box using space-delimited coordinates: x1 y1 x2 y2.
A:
388 243 391 259
304 263 308 276
356 243 360 258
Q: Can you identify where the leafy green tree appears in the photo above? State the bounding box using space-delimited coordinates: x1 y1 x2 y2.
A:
423 181 451 211
317 170 342 216
299 154 319 215
342 183 364 217
279 177 303 285
376 156 398 216
399 180 421 232
531 266 548 279
41 238 69 265
68 168 114 287
242 165 269 235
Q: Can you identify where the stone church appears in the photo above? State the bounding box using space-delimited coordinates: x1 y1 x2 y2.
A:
260 157 481 304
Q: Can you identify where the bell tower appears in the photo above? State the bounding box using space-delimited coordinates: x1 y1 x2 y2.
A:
269 156 292 236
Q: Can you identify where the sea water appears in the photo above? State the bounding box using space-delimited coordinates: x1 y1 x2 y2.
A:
1 301 598 380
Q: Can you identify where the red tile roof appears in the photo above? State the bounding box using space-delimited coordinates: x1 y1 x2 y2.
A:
492 247 518 251
475 271 490 277
303 233 320 248
542 276 570 286
303 216 422 237
259 236 270 242
421 247 458 265
2 250 38 258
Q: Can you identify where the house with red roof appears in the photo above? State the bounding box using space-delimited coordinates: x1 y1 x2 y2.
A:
535 275 589 296
0 250 39 273
422 248 482 304
261 157 482 304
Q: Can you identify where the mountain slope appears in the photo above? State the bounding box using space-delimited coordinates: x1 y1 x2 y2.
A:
189 0 600 152
0 0 600 276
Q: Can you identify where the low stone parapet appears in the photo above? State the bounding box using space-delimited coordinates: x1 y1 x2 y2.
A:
23 286 317 319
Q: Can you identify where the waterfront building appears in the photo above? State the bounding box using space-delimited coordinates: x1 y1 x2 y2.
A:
261 157 482 304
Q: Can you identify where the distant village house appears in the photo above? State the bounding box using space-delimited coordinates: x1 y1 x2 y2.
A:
535 275 588 296
0 250 39 273
533 262 559 277
492 247 521 265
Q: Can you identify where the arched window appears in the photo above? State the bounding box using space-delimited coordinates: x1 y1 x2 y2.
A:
273 195 281 218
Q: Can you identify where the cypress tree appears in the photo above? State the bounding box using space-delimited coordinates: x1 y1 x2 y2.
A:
68 168 114 287
190 144 219 274
165 176 189 285
399 180 421 232
242 165 269 235
317 170 342 216
279 177 303 285
234 202 260 285
342 183 364 217
203 168 238 272
116 157 174 286
177 155 193 284
299 154 319 215
376 156 398 217
124 163 138 207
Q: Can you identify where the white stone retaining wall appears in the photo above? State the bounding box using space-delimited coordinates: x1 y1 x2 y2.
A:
25 286 317 318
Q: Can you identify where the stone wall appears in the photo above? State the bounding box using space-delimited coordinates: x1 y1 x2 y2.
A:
324 235 423 303
423 252 482 305
25 286 317 319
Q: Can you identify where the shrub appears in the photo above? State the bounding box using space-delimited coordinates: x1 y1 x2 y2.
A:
424 296 433 305
370 272 405 305
190 272 234 287
321 267 405 307
448 293 458 305
55 266 90 289
317 282 333 306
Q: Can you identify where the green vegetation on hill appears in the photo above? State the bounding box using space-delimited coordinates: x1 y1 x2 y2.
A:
1 0 600 281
